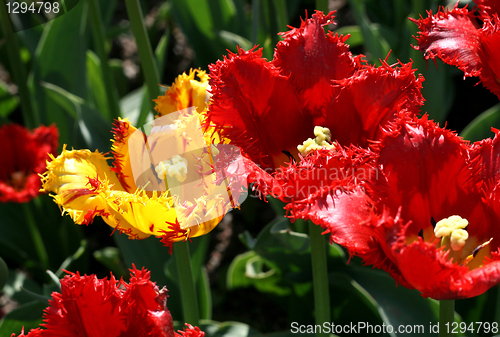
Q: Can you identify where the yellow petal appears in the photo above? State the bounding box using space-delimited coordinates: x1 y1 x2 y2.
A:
41 146 125 225
154 69 209 116
111 118 162 193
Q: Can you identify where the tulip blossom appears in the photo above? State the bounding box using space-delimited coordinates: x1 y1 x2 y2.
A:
0 124 58 203
41 71 238 250
11 266 176 336
205 11 424 209
411 1 500 99
312 115 500 299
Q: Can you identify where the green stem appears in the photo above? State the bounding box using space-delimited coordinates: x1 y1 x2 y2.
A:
124 0 160 125
87 0 121 120
23 202 49 271
0 2 39 128
439 299 455 337
174 240 200 326
309 221 331 336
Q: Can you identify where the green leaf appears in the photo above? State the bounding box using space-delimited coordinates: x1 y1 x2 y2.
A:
113 233 170 287
227 251 257 289
0 256 7 292
93 246 127 278
219 30 253 51
41 81 83 119
347 267 439 335
42 81 111 151
3 269 43 305
120 86 150 126
348 0 395 64
76 100 113 152
198 266 212 320
0 203 37 267
155 30 170 76
54 240 87 278
17 286 50 304
29 0 87 146
266 196 286 217
86 50 110 120
0 301 46 336
109 58 129 98
335 25 363 47
0 80 19 117
171 0 228 66
460 103 500 142
238 230 256 250
254 217 312 273
226 250 290 296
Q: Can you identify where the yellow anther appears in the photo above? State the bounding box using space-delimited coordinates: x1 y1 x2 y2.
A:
450 229 469 251
155 155 188 182
314 126 332 142
434 215 469 251
297 126 336 155
434 215 468 238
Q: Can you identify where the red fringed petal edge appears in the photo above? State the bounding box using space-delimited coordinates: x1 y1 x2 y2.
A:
411 6 482 77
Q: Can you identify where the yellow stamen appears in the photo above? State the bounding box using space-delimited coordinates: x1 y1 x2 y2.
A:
155 155 188 183
297 126 336 155
434 215 469 251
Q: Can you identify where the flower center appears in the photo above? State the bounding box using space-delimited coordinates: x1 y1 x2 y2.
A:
297 126 336 156
155 155 188 183
434 215 469 251
432 215 493 267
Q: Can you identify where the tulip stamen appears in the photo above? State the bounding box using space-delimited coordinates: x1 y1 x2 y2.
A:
155 155 189 183
297 126 336 156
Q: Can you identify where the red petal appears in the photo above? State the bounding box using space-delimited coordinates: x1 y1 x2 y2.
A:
43 272 126 337
324 62 424 146
470 129 500 193
207 47 314 170
411 6 482 77
395 240 500 299
176 324 205 337
478 15 500 98
272 146 375 203
36 267 174 336
0 124 58 203
272 11 360 116
475 0 500 18
373 115 480 237
10 328 43 337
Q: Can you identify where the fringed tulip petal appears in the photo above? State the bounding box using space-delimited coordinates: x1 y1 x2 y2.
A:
11 267 175 337
154 69 210 116
412 4 500 98
207 47 313 170
0 124 58 203
326 62 424 146
272 11 360 115
325 115 500 299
